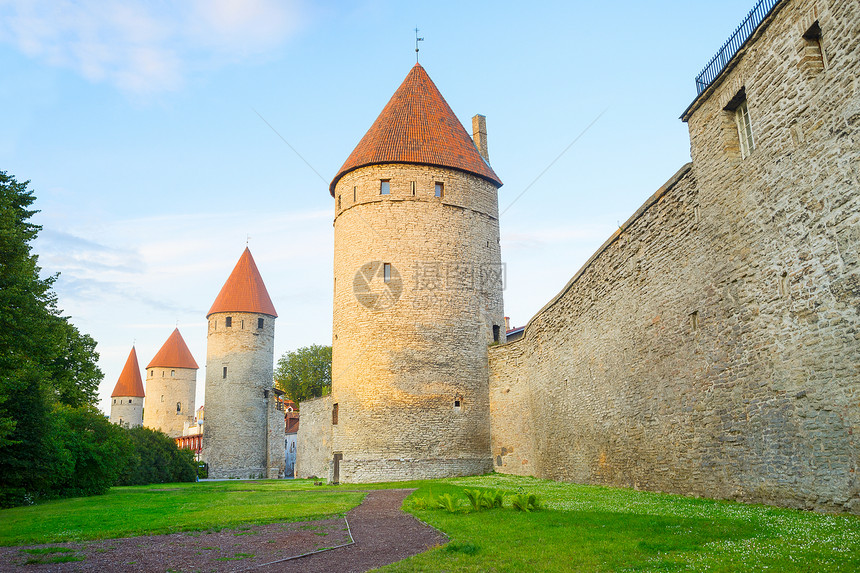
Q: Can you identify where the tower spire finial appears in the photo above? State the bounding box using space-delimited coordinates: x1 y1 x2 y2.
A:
415 27 424 63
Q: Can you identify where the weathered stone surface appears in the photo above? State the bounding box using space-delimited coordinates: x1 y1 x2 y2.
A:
143 367 196 438
203 311 284 479
330 163 504 482
295 395 333 480
490 0 859 514
109 396 143 429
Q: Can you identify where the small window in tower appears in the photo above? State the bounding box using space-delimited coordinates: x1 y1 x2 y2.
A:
332 403 339 425
161 394 164 402
338 195 342 209
171 370 175 377
113 399 116 404
162 370 165 377
258 318 264 329
411 181 416 195
383 263 391 283
225 316 232 327
176 402 181 413
380 180 390 195
241 319 244 329
493 325 500 342
222 366 228 379
150 369 154 377
353 186 356 201
435 182 444 197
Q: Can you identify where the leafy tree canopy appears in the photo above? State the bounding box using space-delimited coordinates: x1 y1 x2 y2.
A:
274 344 332 404
0 171 104 506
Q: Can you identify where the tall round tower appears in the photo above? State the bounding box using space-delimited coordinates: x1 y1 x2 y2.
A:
202 247 279 479
143 328 198 437
329 63 505 482
109 346 145 429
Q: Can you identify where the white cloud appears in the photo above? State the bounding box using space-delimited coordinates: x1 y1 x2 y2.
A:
0 0 304 93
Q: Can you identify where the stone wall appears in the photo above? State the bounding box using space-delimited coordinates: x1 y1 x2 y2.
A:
490 0 859 513
330 163 503 482
143 366 196 437
110 396 143 429
202 311 276 479
266 393 286 479
295 395 332 480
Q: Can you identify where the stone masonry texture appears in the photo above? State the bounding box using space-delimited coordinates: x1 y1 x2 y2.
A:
203 311 282 479
109 396 143 429
490 0 859 514
330 163 504 482
295 395 333 480
143 367 196 438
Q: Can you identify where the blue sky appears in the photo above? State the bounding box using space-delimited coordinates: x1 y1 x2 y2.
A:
0 0 758 414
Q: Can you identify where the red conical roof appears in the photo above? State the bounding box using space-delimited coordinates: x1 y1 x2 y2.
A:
146 328 199 369
207 247 278 318
111 347 145 397
330 63 502 195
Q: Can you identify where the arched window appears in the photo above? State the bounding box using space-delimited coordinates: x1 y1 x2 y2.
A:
176 402 181 413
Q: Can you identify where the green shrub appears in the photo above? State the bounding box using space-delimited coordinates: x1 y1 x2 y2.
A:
511 492 542 512
197 461 208 479
436 493 460 513
117 427 196 486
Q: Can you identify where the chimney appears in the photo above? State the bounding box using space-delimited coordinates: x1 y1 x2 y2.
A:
472 114 489 162
504 316 511 332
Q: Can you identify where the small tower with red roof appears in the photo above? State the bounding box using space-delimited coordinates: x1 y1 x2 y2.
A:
109 346 145 429
202 247 284 479
143 328 199 437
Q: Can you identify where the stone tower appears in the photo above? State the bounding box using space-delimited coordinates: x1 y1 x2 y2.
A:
109 346 145 429
202 247 284 479
328 63 505 482
143 328 198 437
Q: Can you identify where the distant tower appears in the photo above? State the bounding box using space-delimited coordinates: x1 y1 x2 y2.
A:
202 248 284 479
110 347 145 429
328 63 505 482
143 328 199 437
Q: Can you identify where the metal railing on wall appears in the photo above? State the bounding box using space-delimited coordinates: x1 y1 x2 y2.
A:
695 0 785 94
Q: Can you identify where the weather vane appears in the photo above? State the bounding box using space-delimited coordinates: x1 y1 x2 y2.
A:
246 234 251 247
415 27 424 62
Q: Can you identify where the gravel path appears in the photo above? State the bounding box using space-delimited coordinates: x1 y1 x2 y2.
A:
0 489 447 573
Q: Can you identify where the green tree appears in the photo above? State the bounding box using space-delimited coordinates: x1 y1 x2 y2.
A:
0 171 105 507
274 344 332 404
118 427 196 486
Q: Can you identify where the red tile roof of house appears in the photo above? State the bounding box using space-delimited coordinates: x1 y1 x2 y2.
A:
330 63 502 195
111 347 145 397
207 247 278 318
146 328 199 369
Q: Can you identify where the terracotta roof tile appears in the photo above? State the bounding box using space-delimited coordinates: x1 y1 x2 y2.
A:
207 247 278 318
330 63 502 195
111 347 145 397
146 328 199 369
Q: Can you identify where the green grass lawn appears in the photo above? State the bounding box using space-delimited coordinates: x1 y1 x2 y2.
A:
1 474 858 572
383 474 860 572
0 480 365 545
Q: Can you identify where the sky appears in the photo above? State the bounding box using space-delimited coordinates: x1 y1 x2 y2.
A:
0 0 760 415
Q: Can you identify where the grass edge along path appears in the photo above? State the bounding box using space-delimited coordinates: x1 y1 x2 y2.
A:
377 474 860 572
0 480 365 546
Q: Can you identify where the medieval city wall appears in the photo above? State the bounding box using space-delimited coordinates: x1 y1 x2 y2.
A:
490 0 859 513
203 311 276 479
143 367 196 438
295 395 332 480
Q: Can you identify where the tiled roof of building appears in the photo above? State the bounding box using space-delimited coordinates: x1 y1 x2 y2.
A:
111 347 145 397
330 63 502 195
207 247 278 318
146 328 199 369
